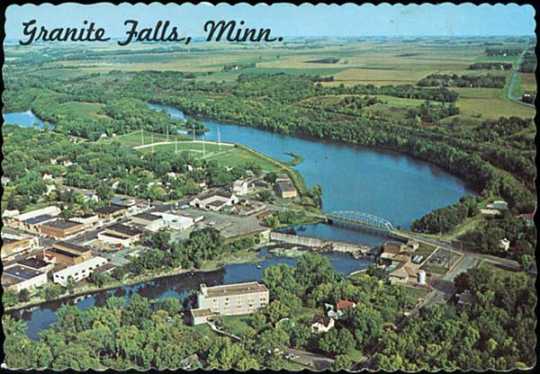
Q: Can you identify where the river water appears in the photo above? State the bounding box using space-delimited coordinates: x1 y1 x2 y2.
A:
3 107 473 339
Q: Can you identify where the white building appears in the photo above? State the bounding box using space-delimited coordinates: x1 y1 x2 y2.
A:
311 316 335 334
53 256 108 286
70 213 100 227
1 264 48 293
154 212 194 231
190 282 269 325
15 206 61 222
233 179 250 196
190 191 239 212
499 238 511 251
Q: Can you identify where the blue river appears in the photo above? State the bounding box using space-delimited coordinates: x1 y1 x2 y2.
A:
3 107 473 339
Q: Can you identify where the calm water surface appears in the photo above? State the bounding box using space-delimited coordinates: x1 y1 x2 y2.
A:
5 106 473 339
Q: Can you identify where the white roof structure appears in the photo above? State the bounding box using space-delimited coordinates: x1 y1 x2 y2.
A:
16 206 61 221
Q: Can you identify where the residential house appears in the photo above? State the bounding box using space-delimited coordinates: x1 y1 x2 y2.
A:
311 315 335 334
275 177 297 199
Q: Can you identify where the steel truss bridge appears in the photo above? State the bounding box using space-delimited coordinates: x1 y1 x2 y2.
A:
326 211 395 234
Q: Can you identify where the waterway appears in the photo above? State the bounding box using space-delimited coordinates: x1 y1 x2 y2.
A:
148 103 474 240
12 249 371 340
3 111 47 128
4 107 473 339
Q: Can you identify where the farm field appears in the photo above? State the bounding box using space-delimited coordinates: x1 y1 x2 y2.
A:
454 87 535 119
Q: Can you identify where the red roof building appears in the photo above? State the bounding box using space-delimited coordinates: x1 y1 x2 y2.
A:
336 299 356 311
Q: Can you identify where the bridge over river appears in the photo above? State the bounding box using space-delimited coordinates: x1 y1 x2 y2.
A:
325 210 396 236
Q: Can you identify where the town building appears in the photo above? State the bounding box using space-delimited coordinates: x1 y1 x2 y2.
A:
190 190 239 212
44 241 93 266
131 212 162 227
18 256 55 273
52 256 109 286
97 223 142 247
232 179 251 196
275 177 297 199
153 212 195 231
111 196 136 207
388 264 417 285
95 205 128 221
189 282 269 325
1 234 39 261
70 213 100 227
39 219 85 239
14 206 61 223
2 264 48 293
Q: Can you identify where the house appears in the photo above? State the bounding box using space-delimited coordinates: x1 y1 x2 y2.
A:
311 315 335 334
39 220 85 239
52 256 109 286
486 200 508 211
275 177 297 199
1 234 39 261
388 264 417 285
95 205 128 221
499 238 511 251
336 299 356 313
233 179 251 196
189 282 269 325
190 190 239 212
44 241 93 266
1 264 48 293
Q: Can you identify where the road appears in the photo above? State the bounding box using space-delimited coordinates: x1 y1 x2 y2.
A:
506 49 534 107
286 348 334 370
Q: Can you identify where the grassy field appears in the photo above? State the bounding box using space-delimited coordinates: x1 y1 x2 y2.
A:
454 87 535 119
99 131 189 147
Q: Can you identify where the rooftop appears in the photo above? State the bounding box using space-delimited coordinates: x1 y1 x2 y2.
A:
106 223 142 237
24 214 54 225
18 257 50 269
202 281 268 298
3 264 44 280
95 205 127 215
53 241 91 254
276 179 296 193
132 212 162 222
41 220 82 230
190 308 218 318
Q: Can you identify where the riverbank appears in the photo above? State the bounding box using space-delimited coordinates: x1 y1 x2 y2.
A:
5 247 262 313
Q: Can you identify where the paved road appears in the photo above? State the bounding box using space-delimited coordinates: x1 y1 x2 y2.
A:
287 348 334 370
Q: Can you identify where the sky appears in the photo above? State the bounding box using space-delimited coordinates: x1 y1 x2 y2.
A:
5 3 536 41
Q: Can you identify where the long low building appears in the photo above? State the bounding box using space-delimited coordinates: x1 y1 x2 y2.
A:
2 264 48 293
190 282 269 325
44 241 93 266
53 256 109 286
39 220 86 239
98 223 142 247
1 234 39 261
